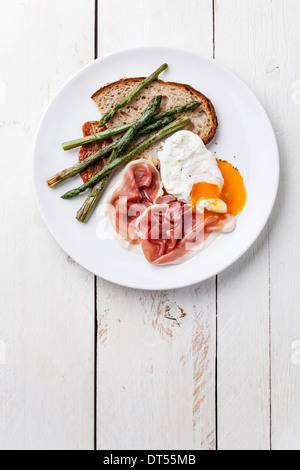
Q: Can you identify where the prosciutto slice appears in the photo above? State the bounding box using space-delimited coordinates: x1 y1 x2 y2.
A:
136 202 233 264
108 160 163 244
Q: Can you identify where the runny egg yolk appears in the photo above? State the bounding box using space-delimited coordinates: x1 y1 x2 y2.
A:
190 160 247 216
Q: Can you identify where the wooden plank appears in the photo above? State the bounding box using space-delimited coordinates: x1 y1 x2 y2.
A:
96 0 216 450
0 0 95 450
96 280 216 450
260 0 300 451
214 0 271 450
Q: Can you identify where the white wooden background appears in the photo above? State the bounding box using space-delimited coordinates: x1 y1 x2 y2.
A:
1 0 300 450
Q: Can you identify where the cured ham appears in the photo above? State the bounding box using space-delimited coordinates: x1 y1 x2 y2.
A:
136 202 234 264
108 160 163 244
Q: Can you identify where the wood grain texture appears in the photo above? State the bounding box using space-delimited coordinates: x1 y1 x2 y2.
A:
96 0 217 450
97 280 216 450
0 0 95 450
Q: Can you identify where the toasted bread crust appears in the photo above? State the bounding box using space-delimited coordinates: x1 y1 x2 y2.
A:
79 122 112 182
92 77 218 145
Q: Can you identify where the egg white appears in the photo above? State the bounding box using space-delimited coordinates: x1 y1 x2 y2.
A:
158 130 224 210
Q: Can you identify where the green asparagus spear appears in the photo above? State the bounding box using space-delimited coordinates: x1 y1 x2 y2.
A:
98 63 168 127
47 116 173 188
62 123 133 151
62 101 200 150
76 178 108 223
61 116 191 200
153 101 201 121
138 116 175 135
75 96 162 222
47 141 115 188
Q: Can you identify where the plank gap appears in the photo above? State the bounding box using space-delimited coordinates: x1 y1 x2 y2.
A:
94 0 99 451
94 0 98 60
94 276 98 450
268 221 272 450
215 275 218 450
213 0 217 451
212 0 216 58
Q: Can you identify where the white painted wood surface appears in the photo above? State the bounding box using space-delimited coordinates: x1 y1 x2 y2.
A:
1 0 300 451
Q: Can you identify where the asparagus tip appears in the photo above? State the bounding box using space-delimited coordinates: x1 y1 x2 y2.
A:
61 192 71 199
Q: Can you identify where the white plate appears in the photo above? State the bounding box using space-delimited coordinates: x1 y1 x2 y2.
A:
33 46 279 290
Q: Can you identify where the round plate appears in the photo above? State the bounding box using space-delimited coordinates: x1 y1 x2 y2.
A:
33 46 279 290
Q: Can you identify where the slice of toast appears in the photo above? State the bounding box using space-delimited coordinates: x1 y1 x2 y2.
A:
91 78 218 166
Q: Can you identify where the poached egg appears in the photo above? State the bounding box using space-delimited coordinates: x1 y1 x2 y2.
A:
158 130 246 216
